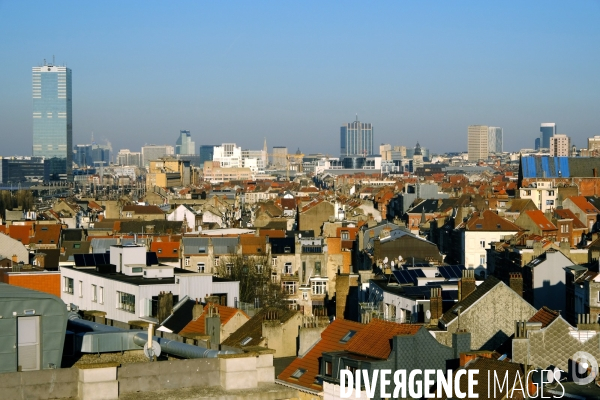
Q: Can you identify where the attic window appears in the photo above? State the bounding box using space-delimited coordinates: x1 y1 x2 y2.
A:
199 247 206 253
240 337 252 346
50 240 54 243
73 243 80 249
475 224 483 229
496 224 501 229
291 368 307 379
158 249 162 253
340 330 357 343
173 249 178 253
284 247 291 253
42 227 48 231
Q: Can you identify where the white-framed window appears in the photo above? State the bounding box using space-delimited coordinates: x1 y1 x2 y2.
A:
283 281 296 295
271 271 279 283
480 255 486 265
256 265 263 274
315 261 322 275
312 281 326 295
99 287 104 304
184 257 190 267
480 240 485 248
226 264 233 275
341 231 349 240
197 263 205 273
214 257 220 266
92 284 97 302
117 291 135 313
303 292 308 300
64 277 73 294
284 262 293 274
272 257 277 266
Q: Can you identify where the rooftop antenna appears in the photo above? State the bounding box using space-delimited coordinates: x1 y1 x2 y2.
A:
356 113 358 122
52 55 55 65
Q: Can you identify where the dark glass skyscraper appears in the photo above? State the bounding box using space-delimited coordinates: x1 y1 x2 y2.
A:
540 123 556 150
32 62 72 181
340 117 373 157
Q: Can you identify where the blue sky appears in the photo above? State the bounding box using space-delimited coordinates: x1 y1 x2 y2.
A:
1 1 599 156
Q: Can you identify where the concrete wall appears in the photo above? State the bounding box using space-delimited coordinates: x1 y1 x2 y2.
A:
119 358 220 394
0 368 78 400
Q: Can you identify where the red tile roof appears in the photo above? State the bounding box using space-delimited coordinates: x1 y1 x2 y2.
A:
150 241 180 258
8 225 32 245
525 210 557 231
180 304 248 335
122 205 165 215
31 224 61 245
344 319 421 360
528 306 560 328
278 319 365 390
567 196 600 215
464 210 521 231
554 208 587 229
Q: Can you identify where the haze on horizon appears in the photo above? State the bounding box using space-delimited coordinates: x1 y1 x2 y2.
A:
0 1 599 157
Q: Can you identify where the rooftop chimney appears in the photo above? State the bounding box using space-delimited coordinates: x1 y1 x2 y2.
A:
458 270 476 301
429 287 443 323
509 272 523 297
192 298 203 321
157 291 174 324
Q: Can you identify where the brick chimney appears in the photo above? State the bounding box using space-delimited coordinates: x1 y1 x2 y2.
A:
430 287 443 323
192 298 204 321
11 254 18 264
509 272 523 297
157 291 174 324
458 270 476 301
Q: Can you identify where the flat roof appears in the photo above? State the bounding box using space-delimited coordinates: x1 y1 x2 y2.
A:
61 265 195 286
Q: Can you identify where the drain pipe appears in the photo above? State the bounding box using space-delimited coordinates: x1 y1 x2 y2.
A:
133 333 239 359
67 311 123 332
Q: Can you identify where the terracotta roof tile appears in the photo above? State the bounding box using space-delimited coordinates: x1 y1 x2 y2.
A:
150 241 180 258
567 196 600 215
464 210 521 231
525 210 557 231
180 304 249 335
528 306 560 328
344 319 421 360
278 319 365 390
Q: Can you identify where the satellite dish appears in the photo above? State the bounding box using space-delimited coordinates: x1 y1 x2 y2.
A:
298 233 302 238
144 340 161 359
391 260 395 268
426 310 431 319
398 255 403 262
383 257 388 264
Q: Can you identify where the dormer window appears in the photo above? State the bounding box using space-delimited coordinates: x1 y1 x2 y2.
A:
340 330 357 343
291 368 306 379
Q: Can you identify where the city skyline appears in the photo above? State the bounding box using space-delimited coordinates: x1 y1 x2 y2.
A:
1 2 599 157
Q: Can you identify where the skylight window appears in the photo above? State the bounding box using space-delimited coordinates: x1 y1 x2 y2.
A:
291 368 307 379
340 330 357 343
240 337 252 346
475 224 483 229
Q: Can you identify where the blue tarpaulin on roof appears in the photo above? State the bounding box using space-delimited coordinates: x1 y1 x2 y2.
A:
521 156 570 178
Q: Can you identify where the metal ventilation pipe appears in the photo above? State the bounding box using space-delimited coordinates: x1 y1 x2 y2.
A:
133 333 239 359
67 311 123 332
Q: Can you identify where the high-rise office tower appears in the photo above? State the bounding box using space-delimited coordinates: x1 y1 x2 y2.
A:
32 61 72 181
467 125 489 161
175 130 195 155
540 123 556 149
141 145 174 167
199 145 216 166
488 127 503 153
340 117 373 157
272 146 288 167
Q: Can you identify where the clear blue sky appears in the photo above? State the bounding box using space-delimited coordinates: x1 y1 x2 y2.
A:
1 1 599 156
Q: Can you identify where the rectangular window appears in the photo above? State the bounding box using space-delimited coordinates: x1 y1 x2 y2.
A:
64 277 73 294
272 257 277 266
214 257 220 266
78 281 83 297
325 361 332 376
226 264 233 275
197 263 205 273
341 231 349 240
284 262 293 274
117 291 135 313
283 281 296 295
480 255 486 265
184 257 190 266
315 261 322 275
312 281 326 295
199 247 206 253
480 240 485 248
256 265 263 274
99 287 104 304
92 284 97 302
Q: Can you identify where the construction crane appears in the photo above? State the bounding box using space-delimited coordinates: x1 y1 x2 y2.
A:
266 152 305 181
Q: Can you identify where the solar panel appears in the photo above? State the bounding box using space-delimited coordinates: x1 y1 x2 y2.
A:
392 269 425 285
83 254 95 266
438 265 465 279
74 254 85 267
146 252 159 266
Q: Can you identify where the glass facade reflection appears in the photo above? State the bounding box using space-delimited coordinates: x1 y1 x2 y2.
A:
32 63 72 181
340 119 373 157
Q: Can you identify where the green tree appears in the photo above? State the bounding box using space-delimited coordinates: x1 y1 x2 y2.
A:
215 253 287 309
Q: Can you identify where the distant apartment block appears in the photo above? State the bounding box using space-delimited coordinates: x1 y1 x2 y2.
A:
213 143 242 168
467 125 488 161
550 134 571 157
141 145 174 167
340 118 373 157
203 161 253 183
272 146 288 168
116 149 142 167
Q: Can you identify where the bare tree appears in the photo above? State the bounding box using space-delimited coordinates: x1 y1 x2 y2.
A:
216 253 287 309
